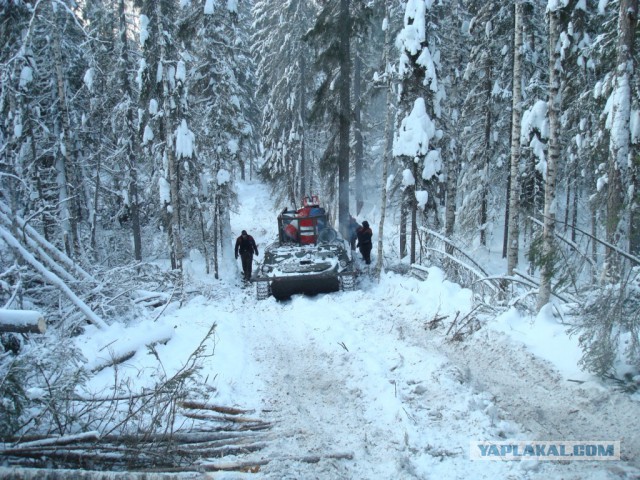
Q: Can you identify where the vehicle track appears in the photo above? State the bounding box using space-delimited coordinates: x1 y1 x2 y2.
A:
440 328 640 475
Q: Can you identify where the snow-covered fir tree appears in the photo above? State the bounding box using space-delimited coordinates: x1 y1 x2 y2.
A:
458 1 513 248
252 0 316 206
393 0 445 262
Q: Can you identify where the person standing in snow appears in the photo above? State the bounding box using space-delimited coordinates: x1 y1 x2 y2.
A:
235 230 259 281
356 221 373 265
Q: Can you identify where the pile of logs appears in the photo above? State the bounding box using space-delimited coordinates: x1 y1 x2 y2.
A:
0 400 356 476
0 402 272 475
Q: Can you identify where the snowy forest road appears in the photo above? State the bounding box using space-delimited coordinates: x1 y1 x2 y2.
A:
232 280 505 479
218 275 639 479
217 181 640 479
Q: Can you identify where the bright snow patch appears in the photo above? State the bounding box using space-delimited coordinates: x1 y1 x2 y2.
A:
176 60 186 83
227 138 239 155
139 15 150 46
394 97 436 158
398 0 426 56
415 190 429 209
175 119 195 159
143 125 154 145
83 68 94 91
158 176 171 207
149 99 158 115
402 168 415 187
217 169 231 185
422 149 442 180
19 66 33 88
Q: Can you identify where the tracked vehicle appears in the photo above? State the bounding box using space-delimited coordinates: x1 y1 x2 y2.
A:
253 196 356 300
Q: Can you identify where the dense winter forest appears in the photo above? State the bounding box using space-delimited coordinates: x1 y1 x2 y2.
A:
1 0 640 476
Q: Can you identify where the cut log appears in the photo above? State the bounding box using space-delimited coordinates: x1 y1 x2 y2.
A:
0 467 189 480
3 431 99 451
0 309 46 333
179 401 255 415
181 411 267 424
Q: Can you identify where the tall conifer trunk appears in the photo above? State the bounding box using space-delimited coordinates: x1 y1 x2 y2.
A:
299 54 307 197
507 2 524 276
354 48 364 215
155 1 183 270
606 0 638 277
538 7 562 310
480 58 493 247
410 162 418 264
376 0 394 278
119 0 142 261
52 10 78 258
338 0 351 238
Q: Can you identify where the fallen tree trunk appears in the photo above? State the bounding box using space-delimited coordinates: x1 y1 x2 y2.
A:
3 432 100 451
4 430 266 451
0 401 274 474
0 467 188 480
181 412 266 424
0 226 108 330
0 202 95 283
179 401 255 415
0 309 46 333
0 210 79 285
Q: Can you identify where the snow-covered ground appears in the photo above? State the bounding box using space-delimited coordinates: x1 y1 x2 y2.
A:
76 180 640 479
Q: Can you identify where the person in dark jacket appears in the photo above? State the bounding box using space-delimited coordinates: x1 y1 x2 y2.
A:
235 230 259 281
356 220 373 264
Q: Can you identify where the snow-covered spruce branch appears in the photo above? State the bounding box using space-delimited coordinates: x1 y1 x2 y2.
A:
570 267 640 376
420 247 500 295
419 227 494 278
0 0 44 68
512 269 573 303
529 216 597 270
0 226 107 329
530 215 640 266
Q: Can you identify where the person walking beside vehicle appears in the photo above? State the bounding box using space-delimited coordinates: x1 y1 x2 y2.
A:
356 221 373 265
235 230 259 281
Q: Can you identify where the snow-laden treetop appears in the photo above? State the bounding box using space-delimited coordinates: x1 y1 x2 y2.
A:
393 97 436 159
